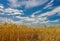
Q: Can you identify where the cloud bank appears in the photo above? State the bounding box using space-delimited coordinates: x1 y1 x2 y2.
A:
8 0 48 8
0 0 60 26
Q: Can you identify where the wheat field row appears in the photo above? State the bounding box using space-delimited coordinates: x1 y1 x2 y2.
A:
0 23 60 41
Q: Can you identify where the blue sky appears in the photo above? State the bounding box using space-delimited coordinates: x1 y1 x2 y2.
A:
0 0 60 26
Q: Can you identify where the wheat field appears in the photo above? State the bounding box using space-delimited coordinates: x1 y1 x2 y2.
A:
0 23 60 41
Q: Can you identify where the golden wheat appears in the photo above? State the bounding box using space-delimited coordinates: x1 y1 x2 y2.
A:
0 23 60 41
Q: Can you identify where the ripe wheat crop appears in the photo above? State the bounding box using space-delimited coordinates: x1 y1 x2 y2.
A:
0 23 60 41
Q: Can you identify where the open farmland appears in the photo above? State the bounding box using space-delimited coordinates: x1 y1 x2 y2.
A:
0 23 60 41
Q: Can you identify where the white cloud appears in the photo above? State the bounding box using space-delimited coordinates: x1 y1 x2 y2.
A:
0 4 4 14
31 10 41 17
8 0 48 8
25 0 48 8
0 4 4 9
44 0 54 9
0 3 60 26
0 4 48 25
48 20 59 22
0 16 59 26
23 17 35 21
0 17 14 24
30 6 60 26
0 9 4 14
16 15 47 21
40 19 59 26
38 6 60 17
58 12 60 15
8 0 21 8
16 16 28 19
15 15 47 25
48 0 54 5
5 8 23 15
31 0 54 17
16 16 36 21
0 5 23 15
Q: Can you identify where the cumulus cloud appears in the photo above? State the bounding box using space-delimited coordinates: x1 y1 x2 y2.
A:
8 0 48 8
